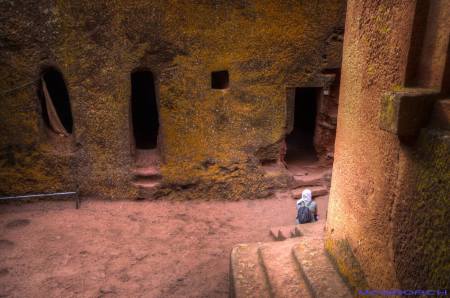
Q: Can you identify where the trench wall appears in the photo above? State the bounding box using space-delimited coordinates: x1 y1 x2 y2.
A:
0 1 346 199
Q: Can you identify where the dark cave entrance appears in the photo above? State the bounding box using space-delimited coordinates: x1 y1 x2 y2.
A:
285 87 319 164
39 67 74 135
130 70 159 150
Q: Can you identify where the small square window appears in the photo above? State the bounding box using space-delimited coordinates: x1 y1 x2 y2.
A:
211 70 229 89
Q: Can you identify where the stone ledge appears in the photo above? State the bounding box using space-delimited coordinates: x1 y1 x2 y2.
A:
379 88 440 137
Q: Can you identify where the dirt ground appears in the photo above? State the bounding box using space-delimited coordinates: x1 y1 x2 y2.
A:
0 191 328 298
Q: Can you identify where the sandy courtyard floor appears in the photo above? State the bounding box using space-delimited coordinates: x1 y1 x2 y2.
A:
0 192 313 298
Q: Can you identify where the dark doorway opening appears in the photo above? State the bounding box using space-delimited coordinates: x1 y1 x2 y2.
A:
211 70 229 89
130 70 159 150
39 68 74 135
285 87 319 164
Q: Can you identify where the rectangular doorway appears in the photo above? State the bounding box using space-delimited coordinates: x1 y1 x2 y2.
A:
285 87 320 165
130 69 160 167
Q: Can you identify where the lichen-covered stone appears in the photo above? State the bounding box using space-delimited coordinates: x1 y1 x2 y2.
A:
0 1 345 199
392 129 450 290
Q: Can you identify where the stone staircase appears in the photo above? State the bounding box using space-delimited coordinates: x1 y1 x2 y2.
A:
132 149 162 199
132 166 162 199
230 222 353 298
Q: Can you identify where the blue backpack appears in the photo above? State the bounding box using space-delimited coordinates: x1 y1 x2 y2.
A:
297 202 313 224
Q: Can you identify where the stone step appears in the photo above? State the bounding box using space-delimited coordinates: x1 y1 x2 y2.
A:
294 221 325 238
133 167 161 177
134 149 160 168
230 243 271 298
292 186 328 199
292 238 353 298
258 239 312 298
132 180 161 199
292 174 324 188
132 180 160 188
318 120 336 130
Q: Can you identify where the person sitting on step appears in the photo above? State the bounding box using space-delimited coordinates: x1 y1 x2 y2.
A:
296 189 318 224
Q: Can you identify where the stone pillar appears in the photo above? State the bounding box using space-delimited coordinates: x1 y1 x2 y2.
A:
325 0 415 291
326 0 450 291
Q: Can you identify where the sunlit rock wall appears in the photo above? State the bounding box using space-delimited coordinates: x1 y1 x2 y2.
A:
0 1 346 199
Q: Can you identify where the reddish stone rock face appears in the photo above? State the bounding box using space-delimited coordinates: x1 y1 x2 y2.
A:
326 0 450 292
1 0 448 295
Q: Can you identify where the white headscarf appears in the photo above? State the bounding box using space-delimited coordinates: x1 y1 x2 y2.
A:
296 189 312 209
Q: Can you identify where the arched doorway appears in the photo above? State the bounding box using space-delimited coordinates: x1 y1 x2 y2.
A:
39 67 74 136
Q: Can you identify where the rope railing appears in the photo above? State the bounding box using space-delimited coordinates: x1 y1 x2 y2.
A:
0 78 39 96
0 191 80 208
